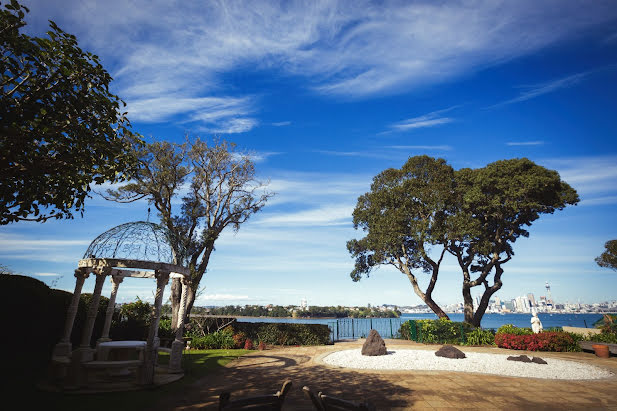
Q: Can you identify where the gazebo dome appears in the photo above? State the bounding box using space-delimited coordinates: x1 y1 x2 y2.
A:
83 221 176 264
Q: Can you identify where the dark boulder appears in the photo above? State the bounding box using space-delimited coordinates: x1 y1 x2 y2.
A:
361 329 387 356
435 345 466 359
507 355 532 363
531 357 547 364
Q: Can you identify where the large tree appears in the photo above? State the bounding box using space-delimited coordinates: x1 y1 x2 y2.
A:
348 155 456 319
0 0 141 224
596 240 617 271
448 158 579 326
105 138 272 328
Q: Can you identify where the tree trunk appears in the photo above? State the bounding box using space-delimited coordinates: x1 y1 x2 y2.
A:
170 277 182 330
184 286 196 325
403 269 450 320
471 265 504 327
425 295 450 320
462 283 474 324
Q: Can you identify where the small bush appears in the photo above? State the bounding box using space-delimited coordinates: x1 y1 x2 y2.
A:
495 331 579 352
579 332 617 344
464 328 496 346
244 339 254 350
190 330 235 349
258 341 266 350
399 319 472 344
496 324 533 336
233 332 247 348
233 322 330 346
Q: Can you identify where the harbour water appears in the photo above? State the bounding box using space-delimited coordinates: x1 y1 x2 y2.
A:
236 312 605 341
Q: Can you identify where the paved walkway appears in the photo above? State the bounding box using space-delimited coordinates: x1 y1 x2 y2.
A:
163 340 617 410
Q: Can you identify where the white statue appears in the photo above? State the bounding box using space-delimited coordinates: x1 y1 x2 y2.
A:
531 310 543 334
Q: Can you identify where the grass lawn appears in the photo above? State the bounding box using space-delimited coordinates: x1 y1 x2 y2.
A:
14 349 250 411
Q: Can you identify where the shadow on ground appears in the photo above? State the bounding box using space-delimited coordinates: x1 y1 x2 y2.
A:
166 350 413 410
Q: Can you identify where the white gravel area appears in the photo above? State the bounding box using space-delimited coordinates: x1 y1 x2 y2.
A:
322 349 614 380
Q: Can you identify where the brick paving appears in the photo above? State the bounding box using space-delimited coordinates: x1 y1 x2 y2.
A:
161 339 617 410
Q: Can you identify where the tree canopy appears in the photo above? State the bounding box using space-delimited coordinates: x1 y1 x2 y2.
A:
349 155 579 326
0 0 141 224
347 155 456 319
449 158 579 326
105 138 272 327
596 240 617 271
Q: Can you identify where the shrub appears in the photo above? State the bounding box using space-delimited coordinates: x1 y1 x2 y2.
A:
579 332 617 344
495 331 579 352
244 339 254 350
258 341 266 350
190 330 235 349
464 328 496 346
496 324 533 336
233 322 330 346
233 332 247 348
399 319 472 344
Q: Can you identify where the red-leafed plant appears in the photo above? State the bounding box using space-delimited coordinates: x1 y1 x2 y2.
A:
244 338 254 350
495 332 577 352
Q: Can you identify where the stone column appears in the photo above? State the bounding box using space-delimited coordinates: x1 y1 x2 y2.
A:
79 269 108 350
53 268 89 357
169 276 190 373
141 270 169 385
97 275 123 344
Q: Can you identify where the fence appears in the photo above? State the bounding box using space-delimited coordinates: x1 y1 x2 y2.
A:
327 317 404 342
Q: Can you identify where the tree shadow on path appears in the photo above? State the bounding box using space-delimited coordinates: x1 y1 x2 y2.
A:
163 348 414 410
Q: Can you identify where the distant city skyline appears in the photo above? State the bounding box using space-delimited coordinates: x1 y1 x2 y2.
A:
1 1 616 307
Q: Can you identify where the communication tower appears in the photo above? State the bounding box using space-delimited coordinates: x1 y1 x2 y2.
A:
545 281 553 306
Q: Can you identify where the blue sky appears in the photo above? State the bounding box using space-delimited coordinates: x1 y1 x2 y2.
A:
2 0 617 308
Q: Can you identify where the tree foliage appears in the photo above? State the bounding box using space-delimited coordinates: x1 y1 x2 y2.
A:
349 155 579 326
0 0 141 224
596 240 617 271
347 155 455 319
105 138 272 327
449 158 579 326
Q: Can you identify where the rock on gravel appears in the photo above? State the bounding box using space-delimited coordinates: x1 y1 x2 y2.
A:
361 329 387 356
435 345 466 359
322 349 614 380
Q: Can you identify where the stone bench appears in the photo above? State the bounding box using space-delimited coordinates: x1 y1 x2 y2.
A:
82 359 145 385
579 341 617 355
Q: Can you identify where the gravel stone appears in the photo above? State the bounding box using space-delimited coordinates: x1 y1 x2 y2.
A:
322 349 614 380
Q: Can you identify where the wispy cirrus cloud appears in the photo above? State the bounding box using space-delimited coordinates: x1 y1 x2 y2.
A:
506 141 545 146
25 0 617 125
387 109 455 133
542 156 617 205
387 145 452 151
489 71 591 108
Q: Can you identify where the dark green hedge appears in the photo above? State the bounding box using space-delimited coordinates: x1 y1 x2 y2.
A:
0 275 108 382
232 322 331 346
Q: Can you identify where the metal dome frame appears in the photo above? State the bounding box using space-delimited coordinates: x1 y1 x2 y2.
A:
52 221 191 390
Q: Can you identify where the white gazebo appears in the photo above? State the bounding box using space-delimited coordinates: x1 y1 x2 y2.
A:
52 222 191 389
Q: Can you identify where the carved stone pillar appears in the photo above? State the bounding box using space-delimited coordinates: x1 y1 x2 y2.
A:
98 275 124 344
142 270 169 385
169 276 190 373
53 268 89 357
79 268 108 350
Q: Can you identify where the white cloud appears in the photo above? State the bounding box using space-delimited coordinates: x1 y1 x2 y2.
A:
387 145 452 151
541 156 617 207
23 0 617 123
506 141 545 146
489 72 591 108
271 121 291 127
256 205 353 226
387 108 456 132
0 234 90 251
197 294 251 301
34 272 62 277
